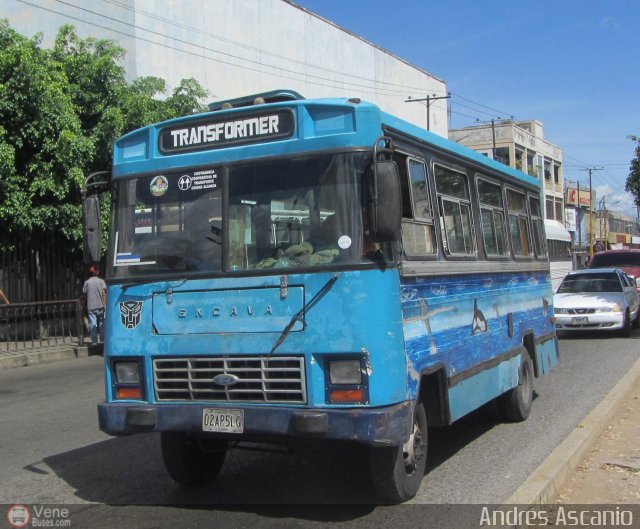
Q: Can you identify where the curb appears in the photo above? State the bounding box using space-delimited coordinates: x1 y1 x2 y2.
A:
0 345 99 370
505 355 640 506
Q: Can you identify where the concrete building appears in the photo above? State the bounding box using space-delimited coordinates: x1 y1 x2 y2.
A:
586 210 640 251
2 0 448 136
449 120 565 224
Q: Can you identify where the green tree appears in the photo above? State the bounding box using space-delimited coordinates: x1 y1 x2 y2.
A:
625 134 640 208
0 21 208 248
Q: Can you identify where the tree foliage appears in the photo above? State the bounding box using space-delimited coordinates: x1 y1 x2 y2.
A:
0 21 208 247
625 134 640 209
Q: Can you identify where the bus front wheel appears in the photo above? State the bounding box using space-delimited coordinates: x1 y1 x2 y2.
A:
498 348 534 422
368 401 428 503
160 432 227 487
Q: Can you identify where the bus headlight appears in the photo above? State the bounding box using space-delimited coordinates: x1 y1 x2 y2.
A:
329 360 362 385
115 361 140 384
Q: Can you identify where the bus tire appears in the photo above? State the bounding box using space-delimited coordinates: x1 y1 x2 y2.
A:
498 348 534 422
160 432 227 487
368 401 427 503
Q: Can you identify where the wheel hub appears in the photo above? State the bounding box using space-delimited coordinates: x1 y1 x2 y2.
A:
402 418 425 473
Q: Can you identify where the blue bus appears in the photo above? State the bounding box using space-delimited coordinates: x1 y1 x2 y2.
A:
85 90 559 502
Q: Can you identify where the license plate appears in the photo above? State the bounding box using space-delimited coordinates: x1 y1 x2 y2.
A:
202 408 244 433
572 316 588 325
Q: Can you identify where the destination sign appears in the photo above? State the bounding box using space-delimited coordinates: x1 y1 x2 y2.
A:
159 109 295 154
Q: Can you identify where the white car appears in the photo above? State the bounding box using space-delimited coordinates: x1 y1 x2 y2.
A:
554 268 640 336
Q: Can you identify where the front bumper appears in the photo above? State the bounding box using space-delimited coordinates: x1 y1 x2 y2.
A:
98 400 412 447
554 312 624 331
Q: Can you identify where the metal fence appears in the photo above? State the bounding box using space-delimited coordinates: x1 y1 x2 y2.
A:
0 232 86 352
0 232 83 304
0 300 85 352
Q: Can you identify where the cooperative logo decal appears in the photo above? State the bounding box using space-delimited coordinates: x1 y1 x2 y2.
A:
120 301 143 329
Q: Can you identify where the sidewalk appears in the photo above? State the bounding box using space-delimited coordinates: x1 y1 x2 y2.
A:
555 383 640 504
0 342 100 370
507 356 640 506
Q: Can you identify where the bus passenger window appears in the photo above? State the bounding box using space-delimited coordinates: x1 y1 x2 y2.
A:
393 154 436 257
435 164 475 256
478 179 509 257
507 189 531 257
529 196 547 258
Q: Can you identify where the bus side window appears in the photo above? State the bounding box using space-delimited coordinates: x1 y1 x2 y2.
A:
529 195 547 258
477 178 509 258
506 189 532 257
393 153 437 257
434 164 475 256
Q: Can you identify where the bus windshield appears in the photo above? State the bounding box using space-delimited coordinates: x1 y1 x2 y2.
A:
110 152 378 279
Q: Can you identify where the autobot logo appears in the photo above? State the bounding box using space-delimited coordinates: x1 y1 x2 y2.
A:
120 301 142 329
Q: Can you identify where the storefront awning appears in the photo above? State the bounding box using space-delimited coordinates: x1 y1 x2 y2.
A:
544 219 572 242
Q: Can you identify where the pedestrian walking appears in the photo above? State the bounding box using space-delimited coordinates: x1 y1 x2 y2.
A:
0 288 9 304
83 265 106 345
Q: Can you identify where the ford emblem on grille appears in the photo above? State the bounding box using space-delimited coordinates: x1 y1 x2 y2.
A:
213 374 240 387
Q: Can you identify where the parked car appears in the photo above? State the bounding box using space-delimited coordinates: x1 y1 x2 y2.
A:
589 249 640 293
554 268 640 336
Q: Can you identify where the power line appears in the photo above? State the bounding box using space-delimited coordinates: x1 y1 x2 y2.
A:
450 99 501 119
24 0 438 99
99 0 441 96
451 93 514 119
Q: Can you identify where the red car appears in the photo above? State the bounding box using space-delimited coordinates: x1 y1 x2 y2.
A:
589 249 640 292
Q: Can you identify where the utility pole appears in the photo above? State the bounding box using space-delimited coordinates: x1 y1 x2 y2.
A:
405 93 451 131
599 195 608 249
580 166 603 257
576 180 582 248
472 116 514 160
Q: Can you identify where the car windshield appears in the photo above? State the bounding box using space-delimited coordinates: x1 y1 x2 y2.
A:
591 252 640 268
109 152 383 279
557 273 622 293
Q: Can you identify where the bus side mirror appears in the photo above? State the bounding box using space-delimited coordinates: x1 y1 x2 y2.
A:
369 160 402 242
82 195 102 264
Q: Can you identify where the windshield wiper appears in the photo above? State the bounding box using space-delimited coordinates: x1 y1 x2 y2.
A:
269 273 339 355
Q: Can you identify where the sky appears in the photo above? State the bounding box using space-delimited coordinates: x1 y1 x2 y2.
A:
294 0 640 218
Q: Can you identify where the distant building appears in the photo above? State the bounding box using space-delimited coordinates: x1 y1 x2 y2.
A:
449 119 574 272
449 120 564 223
1 0 448 136
586 210 640 250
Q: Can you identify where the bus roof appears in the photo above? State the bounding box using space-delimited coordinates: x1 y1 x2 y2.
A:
380 111 539 187
112 94 540 189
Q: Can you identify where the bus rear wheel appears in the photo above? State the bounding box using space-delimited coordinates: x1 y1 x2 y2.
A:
160 432 227 487
498 347 534 422
368 402 428 503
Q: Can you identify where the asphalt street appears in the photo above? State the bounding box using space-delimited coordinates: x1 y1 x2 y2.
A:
0 331 638 527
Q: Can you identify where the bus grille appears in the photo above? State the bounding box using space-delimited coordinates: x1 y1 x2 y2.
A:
153 356 307 404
